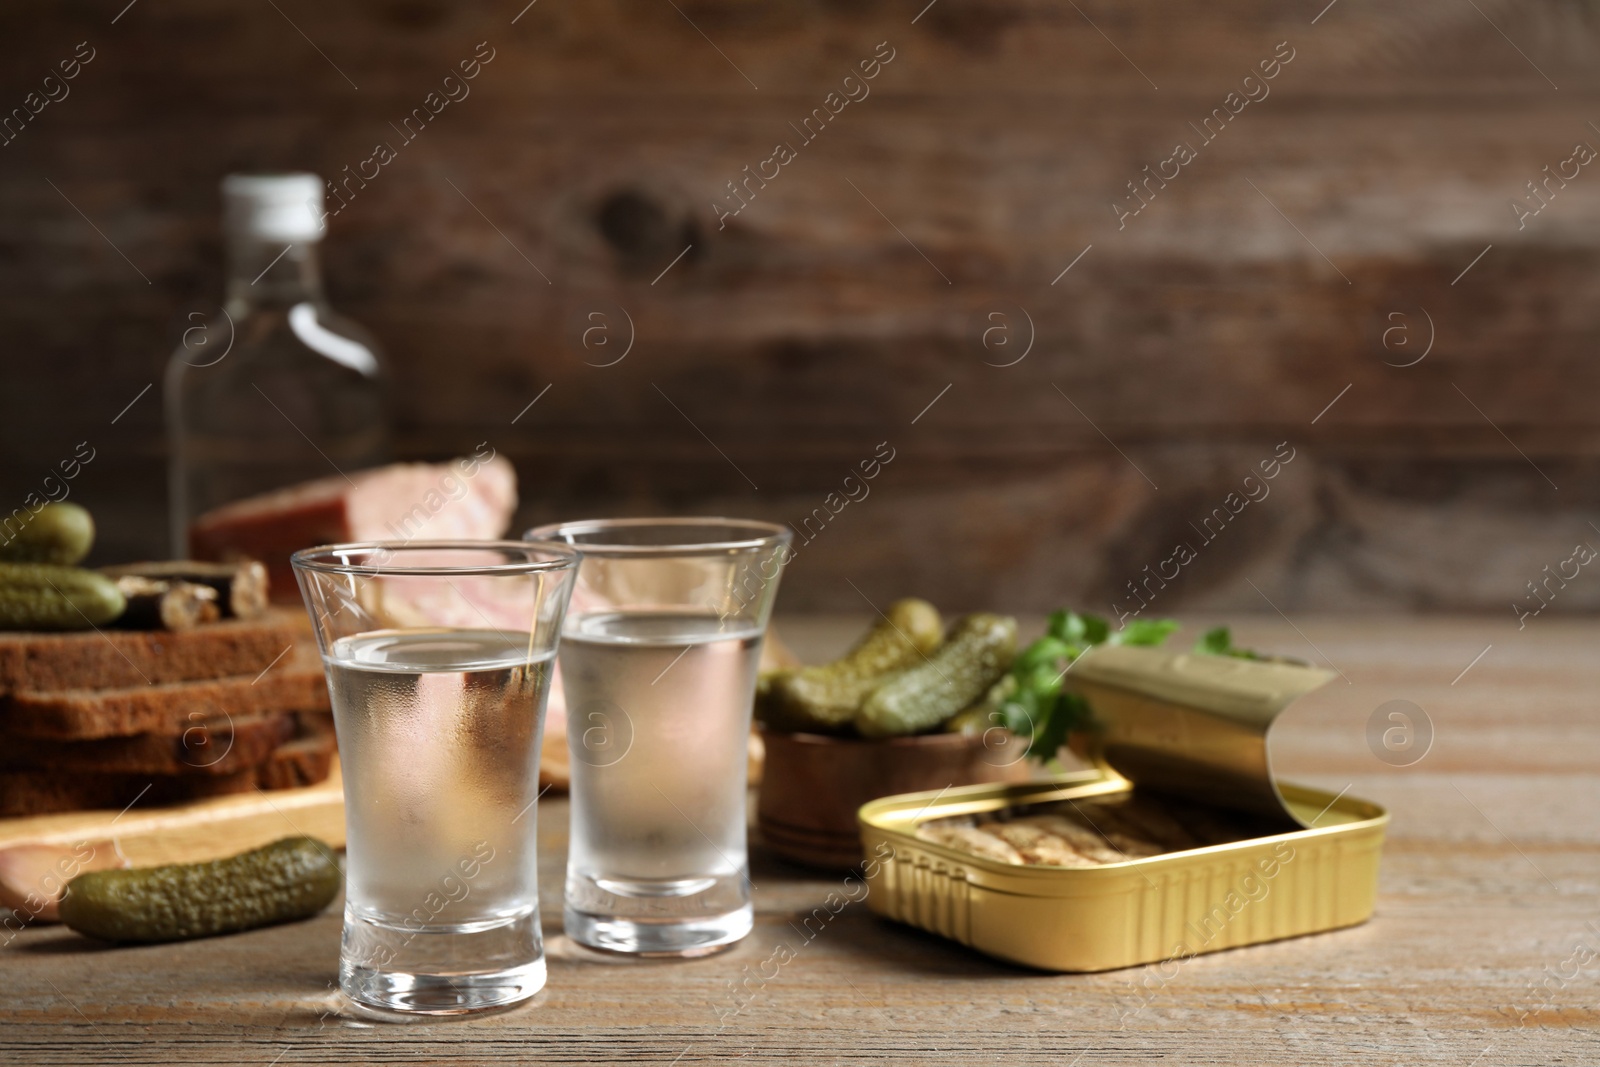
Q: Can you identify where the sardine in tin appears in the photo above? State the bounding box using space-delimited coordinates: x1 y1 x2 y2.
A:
857 645 1389 972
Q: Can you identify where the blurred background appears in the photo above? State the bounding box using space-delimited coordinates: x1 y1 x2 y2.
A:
1 0 1596 614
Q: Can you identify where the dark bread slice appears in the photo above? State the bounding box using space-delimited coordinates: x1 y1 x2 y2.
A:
0 643 328 740
255 731 336 790
0 610 306 693
0 729 337 817
296 710 335 736
0 712 297 776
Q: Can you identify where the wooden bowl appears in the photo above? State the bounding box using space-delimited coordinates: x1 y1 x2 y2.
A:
756 726 1032 869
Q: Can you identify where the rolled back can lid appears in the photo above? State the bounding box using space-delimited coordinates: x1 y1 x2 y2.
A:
222 172 325 242
1068 645 1336 829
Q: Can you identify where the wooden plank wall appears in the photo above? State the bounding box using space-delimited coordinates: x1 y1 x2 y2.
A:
1 0 1598 617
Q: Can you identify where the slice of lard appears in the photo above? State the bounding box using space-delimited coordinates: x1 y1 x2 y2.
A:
190 452 517 600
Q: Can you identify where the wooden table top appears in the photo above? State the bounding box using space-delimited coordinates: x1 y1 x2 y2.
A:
6 615 1597 1066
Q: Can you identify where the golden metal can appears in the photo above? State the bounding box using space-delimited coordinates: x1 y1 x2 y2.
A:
856 645 1389 972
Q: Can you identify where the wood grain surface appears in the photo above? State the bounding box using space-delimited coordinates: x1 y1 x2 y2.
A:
1 2 1598 613
4 615 1596 1066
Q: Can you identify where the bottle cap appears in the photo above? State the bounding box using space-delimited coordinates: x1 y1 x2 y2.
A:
222 173 325 243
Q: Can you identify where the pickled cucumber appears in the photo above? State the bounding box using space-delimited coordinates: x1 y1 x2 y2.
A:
0 563 125 630
753 667 789 725
58 836 342 943
767 598 943 732
855 613 1017 738
0 503 95 565
944 674 1018 735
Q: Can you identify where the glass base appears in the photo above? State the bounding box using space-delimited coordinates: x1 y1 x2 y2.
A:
340 907 545 1015
564 903 752 957
564 869 752 956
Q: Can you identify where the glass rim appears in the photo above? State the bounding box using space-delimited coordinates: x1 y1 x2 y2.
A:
289 539 581 578
523 516 793 556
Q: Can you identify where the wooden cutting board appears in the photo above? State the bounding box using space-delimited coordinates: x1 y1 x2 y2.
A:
0 760 344 922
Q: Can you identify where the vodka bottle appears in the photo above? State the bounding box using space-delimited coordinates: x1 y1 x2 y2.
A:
165 172 388 555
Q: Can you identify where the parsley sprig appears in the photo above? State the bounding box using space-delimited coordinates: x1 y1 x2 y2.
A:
999 611 1179 760
1193 626 1264 659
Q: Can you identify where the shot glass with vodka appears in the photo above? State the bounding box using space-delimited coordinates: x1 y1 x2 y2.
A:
524 519 791 956
292 541 579 1014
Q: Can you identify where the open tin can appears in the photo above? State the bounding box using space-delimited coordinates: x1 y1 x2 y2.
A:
857 645 1389 972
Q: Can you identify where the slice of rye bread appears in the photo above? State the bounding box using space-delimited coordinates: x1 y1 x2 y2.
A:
0 643 329 740
0 610 306 694
0 712 298 776
0 730 336 817
254 730 336 791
